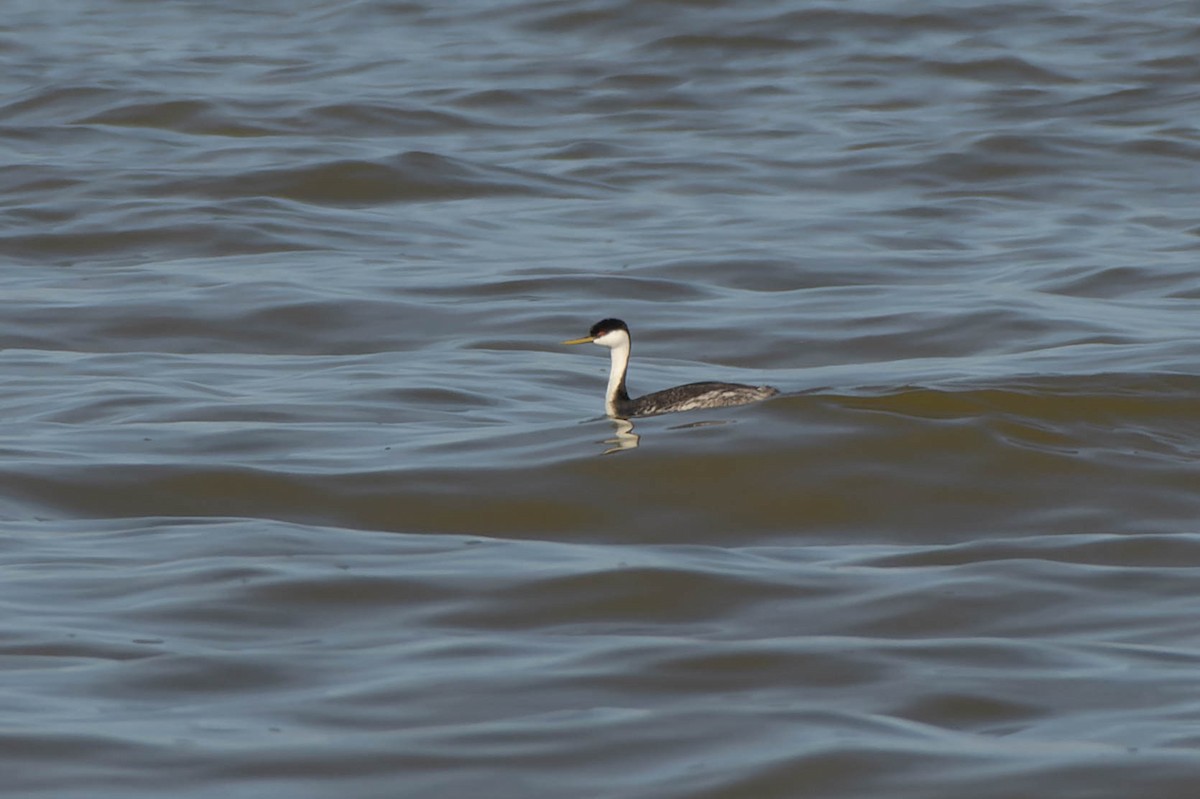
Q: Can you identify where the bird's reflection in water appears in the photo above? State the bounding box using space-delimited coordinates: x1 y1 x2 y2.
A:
600 417 735 455
602 417 640 454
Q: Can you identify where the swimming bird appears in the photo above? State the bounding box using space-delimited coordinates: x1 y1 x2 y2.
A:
562 318 779 418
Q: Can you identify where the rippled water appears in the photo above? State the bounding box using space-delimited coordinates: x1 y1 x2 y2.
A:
4 1 1200 796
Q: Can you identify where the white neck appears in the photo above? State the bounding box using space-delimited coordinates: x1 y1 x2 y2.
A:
604 337 630 415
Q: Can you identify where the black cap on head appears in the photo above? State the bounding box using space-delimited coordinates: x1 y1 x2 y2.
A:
589 318 629 338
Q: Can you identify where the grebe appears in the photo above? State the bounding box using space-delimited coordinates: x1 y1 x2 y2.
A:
562 318 779 418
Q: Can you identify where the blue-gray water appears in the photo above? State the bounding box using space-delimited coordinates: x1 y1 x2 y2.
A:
4 1 1200 796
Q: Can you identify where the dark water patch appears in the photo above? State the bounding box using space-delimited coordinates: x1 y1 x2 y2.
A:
0 291 475 354
0 464 603 537
440 565 803 630
0 83 127 123
1116 134 1200 163
76 98 280 137
597 72 686 91
0 634 155 664
927 56 1078 85
863 532 1200 570
871 687 1044 730
643 257 833 293
190 151 611 206
295 102 495 136
698 742 1200 799
99 653 299 697
0 164 85 197
448 87 542 110
646 33 816 56
0 221 311 264
836 375 1200 426
1060 85 1173 118
856 132 1097 188
425 273 714 305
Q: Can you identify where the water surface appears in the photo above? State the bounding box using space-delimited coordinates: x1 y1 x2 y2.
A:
4 1 1200 796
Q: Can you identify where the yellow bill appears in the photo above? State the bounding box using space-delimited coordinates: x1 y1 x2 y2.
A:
561 336 594 345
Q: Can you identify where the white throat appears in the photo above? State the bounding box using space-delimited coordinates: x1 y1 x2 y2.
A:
605 338 630 413
591 329 631 416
